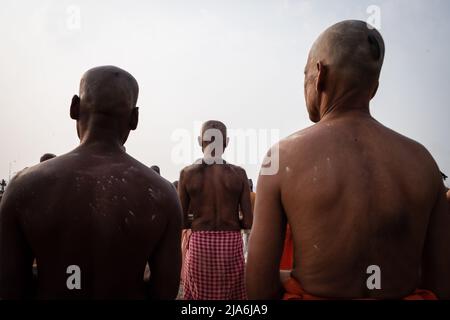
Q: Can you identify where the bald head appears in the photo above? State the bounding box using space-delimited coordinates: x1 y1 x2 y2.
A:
199 120 229 156
79 66 139 116
71 66 140 145
201 120 227 139
309 20 384 85
304 20 385 122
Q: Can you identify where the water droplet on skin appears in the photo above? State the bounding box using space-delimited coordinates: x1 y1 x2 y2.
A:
151 214 156 221
129 210 135 217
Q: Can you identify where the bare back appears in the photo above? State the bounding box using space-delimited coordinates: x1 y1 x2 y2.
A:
179 162 252 231
0 147 181 299
281 114 440 298
248 112 449 299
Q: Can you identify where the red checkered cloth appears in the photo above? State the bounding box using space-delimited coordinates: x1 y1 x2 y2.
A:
183 231 246 300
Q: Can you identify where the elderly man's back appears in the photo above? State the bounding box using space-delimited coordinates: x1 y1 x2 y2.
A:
247 20 450 300
276 111 445 299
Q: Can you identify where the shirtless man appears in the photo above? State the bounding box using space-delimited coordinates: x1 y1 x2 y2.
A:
178 120 252 300
0 66 182 299
246 20 450 300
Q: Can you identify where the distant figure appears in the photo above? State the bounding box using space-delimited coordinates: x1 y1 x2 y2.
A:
248 179 256 213
0 179 6 193
242 179 255 261
151 166 160 175
179 120 253 300
40 153 56 163
442 172 449 195
247 20 449 300
0 66 182 299
0 179 6 203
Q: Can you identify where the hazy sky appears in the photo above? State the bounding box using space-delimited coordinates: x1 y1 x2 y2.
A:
1 0 449 186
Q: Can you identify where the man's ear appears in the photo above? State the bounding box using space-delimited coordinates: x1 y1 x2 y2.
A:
315 61 326 92
370 81 379 99
197 136 202 147
225 137 230 148
129 107 139 130
70 95 80 120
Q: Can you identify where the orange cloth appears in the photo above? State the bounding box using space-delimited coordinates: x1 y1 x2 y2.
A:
250 192 256 213
280 224 294 270
283 277 438 300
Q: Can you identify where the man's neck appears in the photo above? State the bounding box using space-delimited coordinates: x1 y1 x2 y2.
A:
77 116 127 153
319 89 372 122
78 130 125 154
202 155 225 165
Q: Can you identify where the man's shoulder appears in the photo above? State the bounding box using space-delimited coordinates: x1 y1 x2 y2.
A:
224 163 247 176
180 162 203 177
378 123 436 164
0 165 44 206
269 126 316 166
122 156 177 199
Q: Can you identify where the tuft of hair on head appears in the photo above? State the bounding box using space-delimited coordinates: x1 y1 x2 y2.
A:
311 20 385 87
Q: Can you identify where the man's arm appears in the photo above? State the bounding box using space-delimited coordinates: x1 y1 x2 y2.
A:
178 169 191 229
147 187 182 299
0 175 34 299
421 180 450 299
239 169 253 230
246 159 286 300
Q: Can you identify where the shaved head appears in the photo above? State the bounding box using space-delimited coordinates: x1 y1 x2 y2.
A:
71 66 140 145
199 120 228 157
79 66 139 116
309 20 384 86
201 120 227 140
304 20 385 122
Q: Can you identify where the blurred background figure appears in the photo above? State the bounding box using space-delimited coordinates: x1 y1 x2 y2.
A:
0 179 6 203
242 179 255 261
39 153 56 163
151 165 160 175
